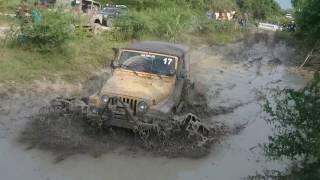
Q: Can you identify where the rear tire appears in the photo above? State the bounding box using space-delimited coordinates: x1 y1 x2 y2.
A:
94 19 101 24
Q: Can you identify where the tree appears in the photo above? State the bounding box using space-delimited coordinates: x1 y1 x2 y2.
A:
236 0 282 20
291 0 306 9
294 0 320 45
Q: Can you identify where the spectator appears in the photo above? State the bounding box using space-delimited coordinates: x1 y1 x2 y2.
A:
31 2 42 25
206 8 214 19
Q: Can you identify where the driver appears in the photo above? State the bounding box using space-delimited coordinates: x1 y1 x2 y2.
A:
122 56 152 72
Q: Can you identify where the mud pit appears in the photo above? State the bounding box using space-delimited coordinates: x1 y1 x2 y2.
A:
18 74 231 160
0 33 315 180
19 104 228 160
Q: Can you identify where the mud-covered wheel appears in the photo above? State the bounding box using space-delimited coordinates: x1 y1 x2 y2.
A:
50 97 70 112
85 116 104 129
182 114 210 137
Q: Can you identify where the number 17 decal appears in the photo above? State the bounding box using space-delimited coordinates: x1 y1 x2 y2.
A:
163 58 173 65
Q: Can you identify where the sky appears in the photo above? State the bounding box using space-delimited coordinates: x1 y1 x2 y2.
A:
276 0 293 9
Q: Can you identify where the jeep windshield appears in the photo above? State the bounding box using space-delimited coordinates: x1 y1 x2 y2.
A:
117 50 177 76
102 7 127 15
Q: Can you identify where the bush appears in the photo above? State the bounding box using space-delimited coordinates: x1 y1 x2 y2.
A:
0 0 20 13
264 72 320 161
113 11 152 40
149 7 194 40
112 5 197 41
16 9 75 51
294 0 320 46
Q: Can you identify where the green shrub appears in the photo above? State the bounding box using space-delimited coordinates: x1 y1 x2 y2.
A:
264 72 320 161
0 0 20 13
149 7 193 40
17 9 75 51
112 5 196 41
113 11 152 40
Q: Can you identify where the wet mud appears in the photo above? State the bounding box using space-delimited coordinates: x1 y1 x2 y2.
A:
18 91 233 160
0 33 315 180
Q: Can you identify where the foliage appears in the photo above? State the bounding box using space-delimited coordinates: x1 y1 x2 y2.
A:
0 0 20 13
291 0 306 9
112 10 152 40
100 0 282 19
193 16 244 43
207 0 237 11
101 0 207 10
264 72 320 161
112 5 196 41
0 33 126 83
16 9 75 51
258 72 320 179
293 0 320 45
236 0 282 20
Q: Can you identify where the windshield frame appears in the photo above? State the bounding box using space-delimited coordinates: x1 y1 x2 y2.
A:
115 49 179 77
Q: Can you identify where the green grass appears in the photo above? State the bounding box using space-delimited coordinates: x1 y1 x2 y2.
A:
206 31 244 45
0 36 127 83
0 0 20 13
0 15 15 26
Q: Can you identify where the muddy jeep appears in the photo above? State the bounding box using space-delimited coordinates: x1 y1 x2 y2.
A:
50 41 209 137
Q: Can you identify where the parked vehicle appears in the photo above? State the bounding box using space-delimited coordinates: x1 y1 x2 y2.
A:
93 5 128 27
258 22 282 32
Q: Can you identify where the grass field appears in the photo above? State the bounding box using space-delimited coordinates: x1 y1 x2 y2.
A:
0 35 128 83
0 0 20 14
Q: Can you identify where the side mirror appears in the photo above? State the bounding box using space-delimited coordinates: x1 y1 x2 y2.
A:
178 70 187 79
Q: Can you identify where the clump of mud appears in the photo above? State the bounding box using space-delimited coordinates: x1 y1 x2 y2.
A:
19 106 228 161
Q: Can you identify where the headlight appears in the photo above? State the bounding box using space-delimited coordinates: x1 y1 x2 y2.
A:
137 101 148 113
101 95 109 104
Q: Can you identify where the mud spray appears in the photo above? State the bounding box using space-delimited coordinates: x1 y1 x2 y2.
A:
18 89 238 162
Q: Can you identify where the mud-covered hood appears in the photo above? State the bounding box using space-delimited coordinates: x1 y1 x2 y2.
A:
100 70 176 105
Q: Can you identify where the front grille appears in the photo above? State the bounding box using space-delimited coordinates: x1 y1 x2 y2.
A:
111 97 138 115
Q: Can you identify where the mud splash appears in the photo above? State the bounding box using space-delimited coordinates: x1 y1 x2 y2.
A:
19 106 231 161
18 84 239 161
15 66 241 160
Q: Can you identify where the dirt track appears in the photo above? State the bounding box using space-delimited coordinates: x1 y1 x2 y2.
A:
0 33 314 180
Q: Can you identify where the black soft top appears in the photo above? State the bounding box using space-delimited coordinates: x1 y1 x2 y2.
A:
126 41 189 59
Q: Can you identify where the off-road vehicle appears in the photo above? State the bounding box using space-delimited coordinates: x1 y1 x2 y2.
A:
93 5 128 27
50 41 209 137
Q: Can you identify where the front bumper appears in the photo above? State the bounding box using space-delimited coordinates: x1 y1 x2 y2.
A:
86 97 172 130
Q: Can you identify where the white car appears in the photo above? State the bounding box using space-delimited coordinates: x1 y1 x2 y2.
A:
258 23 282 32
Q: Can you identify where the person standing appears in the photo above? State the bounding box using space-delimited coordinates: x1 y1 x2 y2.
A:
31 2 42 25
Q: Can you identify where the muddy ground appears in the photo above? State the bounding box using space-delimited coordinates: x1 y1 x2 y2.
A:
0 32 315 180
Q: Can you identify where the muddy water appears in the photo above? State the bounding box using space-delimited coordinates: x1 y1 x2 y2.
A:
0 40 314 180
